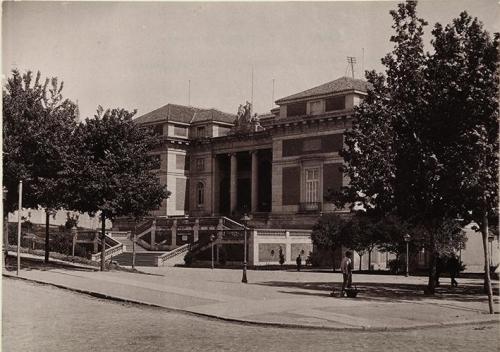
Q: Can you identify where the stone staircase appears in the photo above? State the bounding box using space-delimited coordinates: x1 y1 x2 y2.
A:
112 252 167 267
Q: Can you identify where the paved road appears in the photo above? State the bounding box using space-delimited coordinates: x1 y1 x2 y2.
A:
3 278 499 352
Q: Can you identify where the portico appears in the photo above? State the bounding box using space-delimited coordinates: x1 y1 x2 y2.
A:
210 148 272 217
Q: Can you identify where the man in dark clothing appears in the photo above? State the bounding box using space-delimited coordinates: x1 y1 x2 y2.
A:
296 254 302 271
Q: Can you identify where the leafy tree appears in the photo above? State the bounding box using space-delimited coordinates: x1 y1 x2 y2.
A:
343 214 384 271
3 70 78 263
66 106 169 270
334 2 474 295
311 214 348 270
426 12 499 312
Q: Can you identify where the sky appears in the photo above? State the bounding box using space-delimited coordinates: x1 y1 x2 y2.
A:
2 1 499 119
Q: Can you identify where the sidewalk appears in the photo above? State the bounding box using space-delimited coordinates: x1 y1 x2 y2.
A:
3 266 499 330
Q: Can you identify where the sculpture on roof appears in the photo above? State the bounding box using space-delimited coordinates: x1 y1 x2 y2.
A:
232 101 264 134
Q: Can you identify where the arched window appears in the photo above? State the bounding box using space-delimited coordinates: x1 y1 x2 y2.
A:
196 182 204 207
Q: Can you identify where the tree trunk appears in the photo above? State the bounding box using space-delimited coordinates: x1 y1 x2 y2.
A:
100 213 106 271
481 208 494 314
331 247 336 272
359 254 362 271
427 232 437 295
44 209 50 263
368 250 372 271
426 251 437 295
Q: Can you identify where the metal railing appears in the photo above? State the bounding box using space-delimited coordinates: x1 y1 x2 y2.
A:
155 244 190 266
91 236 124 262
256 229 286 236
222 217 245 229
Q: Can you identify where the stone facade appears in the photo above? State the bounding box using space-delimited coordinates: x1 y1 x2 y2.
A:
135 76 368 228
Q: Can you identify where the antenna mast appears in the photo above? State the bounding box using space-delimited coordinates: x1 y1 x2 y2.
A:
188 80 191 106
272 79 275 108
251 66 254 109
347 56 357 79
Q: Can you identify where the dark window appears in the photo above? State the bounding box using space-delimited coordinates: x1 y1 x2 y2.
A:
196 182 204 206
325 96 345 111
197 126 206 138
286 102 307 117
195 158 205 171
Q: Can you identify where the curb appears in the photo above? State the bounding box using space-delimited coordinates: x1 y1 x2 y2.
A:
4 273 499 332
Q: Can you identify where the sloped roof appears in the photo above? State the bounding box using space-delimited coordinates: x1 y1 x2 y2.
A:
134 103 235 125
275 76 370 104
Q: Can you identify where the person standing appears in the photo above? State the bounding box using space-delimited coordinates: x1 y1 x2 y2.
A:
296 254 302 272
340 251 353 297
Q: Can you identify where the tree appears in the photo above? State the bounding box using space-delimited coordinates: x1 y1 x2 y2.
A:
3 70 78 263
66 106 169 271
343 213 384 271
311 214 349 270
426 12 499 312
335 1 472 294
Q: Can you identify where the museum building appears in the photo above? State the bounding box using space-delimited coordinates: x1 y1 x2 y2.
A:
135 76 368 230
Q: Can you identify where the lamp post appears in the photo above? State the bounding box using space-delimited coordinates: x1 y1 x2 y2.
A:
3 187 8 266
241 214 251 283
17 181 23 276
403 233 411 277
210 234 215 269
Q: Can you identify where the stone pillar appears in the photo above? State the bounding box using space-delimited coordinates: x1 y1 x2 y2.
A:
93 232 99 253
193 218 199 243
285 230 291 264
171 220 177 248
71 226 78 257
251 151 258 213
230 153 237 215
151 219 156 250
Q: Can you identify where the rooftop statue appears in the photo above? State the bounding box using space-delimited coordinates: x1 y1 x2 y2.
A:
232 101 264 134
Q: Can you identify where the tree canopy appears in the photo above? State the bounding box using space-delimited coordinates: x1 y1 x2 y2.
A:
66 106 169 221
332 1 498 303
3 70 78 214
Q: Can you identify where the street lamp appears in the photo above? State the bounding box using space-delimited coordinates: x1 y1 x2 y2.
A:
3 187 8 266
210 234 215 269
16 181 23 276
241 214 251 283
403 233 411 277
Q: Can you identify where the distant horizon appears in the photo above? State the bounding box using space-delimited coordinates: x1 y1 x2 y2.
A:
3 1 499 119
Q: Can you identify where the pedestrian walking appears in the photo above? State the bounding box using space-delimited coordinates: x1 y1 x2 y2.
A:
447 254 460 287
340 251 353 297
296 254 302 271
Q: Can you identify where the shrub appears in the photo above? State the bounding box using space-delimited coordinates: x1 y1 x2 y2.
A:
388 258 403 274
306 251 322 267
278 248 285 266
218 247 227 265
184 251 193 266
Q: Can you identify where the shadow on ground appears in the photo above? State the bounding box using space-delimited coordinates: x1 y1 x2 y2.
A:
256 280 499 302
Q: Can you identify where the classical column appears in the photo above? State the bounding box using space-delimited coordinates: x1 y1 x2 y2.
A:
230 153 237 215
251 151 258 213
212 155 219 215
